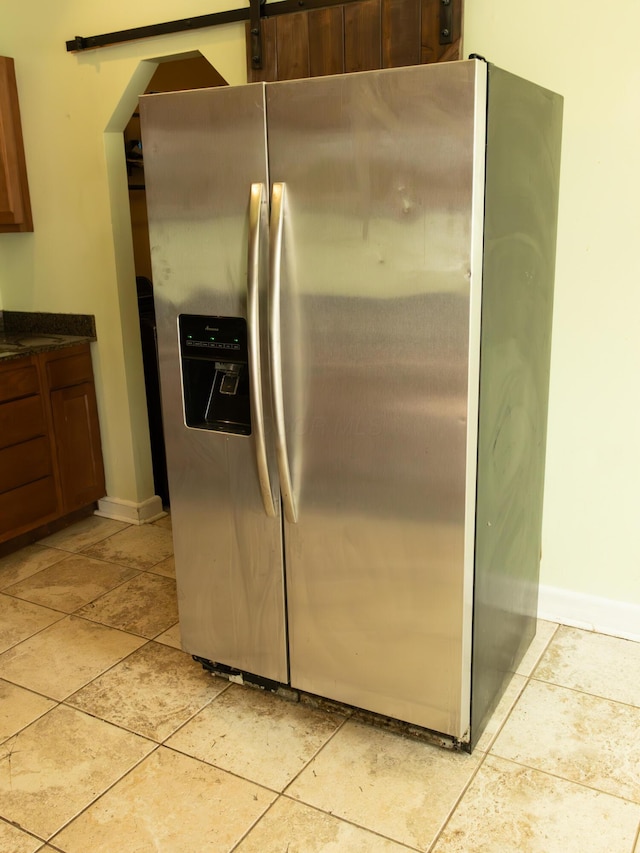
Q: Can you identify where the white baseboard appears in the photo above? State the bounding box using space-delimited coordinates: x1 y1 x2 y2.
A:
538 584 640 643
95 495 166 525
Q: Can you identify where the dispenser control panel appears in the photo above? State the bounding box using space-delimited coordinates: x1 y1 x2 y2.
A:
178 314 251 436
180 314 245 354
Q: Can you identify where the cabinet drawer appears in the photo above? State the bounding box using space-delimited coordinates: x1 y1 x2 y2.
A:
0 363 38 403
0 394 46 448
0 476 57 537
46 349 93 390
0 436 52 493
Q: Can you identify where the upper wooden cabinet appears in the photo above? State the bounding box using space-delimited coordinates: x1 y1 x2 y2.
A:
0 56 33 233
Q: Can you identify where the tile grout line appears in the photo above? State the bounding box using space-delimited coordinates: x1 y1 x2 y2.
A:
425 623 563 851
160 738 284 795
286 792 424 852
56 626 210 716
0 595 68 652
32 521 135 555
34 516 173 570
280 709 352 797
0 695 62 748
276 712 444 852
73 550 172 572
47 739 163 847
631 817 640 853
231 790 425 853
483 751 640 808
0 576 137 620
526 673 640 712
59 649 230 745
226 796 283 853
69 605 176 641
0 611 150 696
1 623 151 709
474 620 561 755
519 619 560 677
1 700 162 847
0 555 146 615
60 637 155 711
67 575 171 630
0 549 69 591
424 744 490 852
473 673 529 755
156 676 234 745
0 814 48 849
0 521 133 573
159 688 351 803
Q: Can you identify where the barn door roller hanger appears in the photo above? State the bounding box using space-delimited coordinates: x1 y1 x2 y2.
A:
439 0 453 45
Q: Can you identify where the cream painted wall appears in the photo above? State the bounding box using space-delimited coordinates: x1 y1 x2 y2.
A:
0 2 637 622
0 2 248 505
464 1 640 616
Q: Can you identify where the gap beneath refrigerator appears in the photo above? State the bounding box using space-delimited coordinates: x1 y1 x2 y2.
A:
193 655 469 752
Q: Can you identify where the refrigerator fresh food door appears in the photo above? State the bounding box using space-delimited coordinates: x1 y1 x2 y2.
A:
266 61 487 738
140 84 288 683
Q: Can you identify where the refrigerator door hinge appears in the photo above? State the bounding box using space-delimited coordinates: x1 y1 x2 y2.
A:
439 0 453 45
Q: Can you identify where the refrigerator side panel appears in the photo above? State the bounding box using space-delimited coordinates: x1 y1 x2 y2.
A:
471 67 563 747
140 86 288 683
266 61 481 737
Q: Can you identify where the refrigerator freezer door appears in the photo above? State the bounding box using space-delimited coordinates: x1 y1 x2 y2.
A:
140 84 288 683
266 61 485 736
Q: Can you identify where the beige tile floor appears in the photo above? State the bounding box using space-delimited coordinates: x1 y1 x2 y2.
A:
0 515 638 853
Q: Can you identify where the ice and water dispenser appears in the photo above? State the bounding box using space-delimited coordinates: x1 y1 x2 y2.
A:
179 314 251 436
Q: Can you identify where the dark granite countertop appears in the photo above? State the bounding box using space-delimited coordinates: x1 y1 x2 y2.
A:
0 311 96 364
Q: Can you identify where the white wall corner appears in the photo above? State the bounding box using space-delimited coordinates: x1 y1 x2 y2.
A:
95 495 166 525
538 584 640 643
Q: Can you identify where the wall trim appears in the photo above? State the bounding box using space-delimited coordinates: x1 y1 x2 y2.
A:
538 584 640 643
95 495 166 525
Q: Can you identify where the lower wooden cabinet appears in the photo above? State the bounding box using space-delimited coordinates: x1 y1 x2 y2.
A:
50 382 105 513
0 343 105 545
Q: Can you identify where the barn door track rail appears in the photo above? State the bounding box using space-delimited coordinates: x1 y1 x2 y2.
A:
66 0 455 66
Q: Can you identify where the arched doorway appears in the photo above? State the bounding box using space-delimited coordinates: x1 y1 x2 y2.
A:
123 53 227 507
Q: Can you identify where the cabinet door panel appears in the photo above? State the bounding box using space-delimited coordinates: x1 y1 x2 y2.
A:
51 382 105 512
0 56 33 232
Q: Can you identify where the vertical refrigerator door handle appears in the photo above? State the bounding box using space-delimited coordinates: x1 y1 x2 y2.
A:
269 182 298 523
248 182 276 518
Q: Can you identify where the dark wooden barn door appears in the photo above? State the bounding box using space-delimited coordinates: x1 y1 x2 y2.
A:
247 0 463 81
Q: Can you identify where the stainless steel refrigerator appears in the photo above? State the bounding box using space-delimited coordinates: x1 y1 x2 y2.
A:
140 59 562 749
